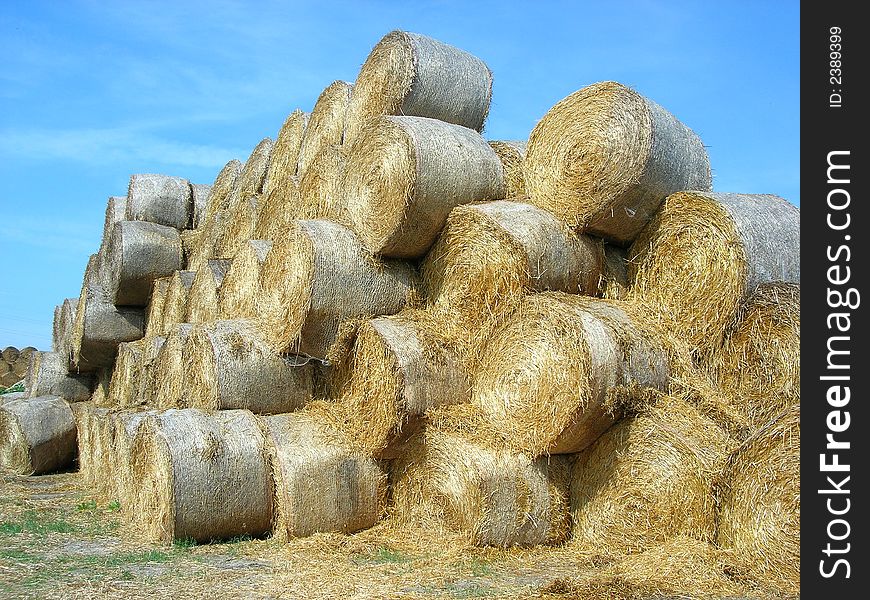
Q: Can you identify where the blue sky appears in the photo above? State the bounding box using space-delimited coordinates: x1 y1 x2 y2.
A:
0 0 799 350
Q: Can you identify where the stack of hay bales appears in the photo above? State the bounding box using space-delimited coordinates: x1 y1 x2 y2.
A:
1 346 35 388
16 29 800 597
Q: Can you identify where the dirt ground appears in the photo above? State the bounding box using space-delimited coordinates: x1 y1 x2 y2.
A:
1 471 782 599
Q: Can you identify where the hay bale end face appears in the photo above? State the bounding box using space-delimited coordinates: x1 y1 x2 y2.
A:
26 351 94 402
103 220 183 307
345 31 492 145
525 81 711 245
629 191 800 354
262 412 386 539
129 409 273 544
0 396 77 475
184 320 315 414
256 220 419 359
126 174 192 230
488 140 527 198
344 115 505 258
218 240 271 321
473 293 670 455
715 405 800 594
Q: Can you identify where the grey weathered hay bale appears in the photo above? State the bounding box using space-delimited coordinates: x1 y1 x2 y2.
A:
0 395 77 475
2 346 19 364
252 178 302 243
111 409 155 518
101 196 127 249
184 320 314 414
391 424 571 547
256 220 419 358
1 391 26 403
422 200 603 337
715 405 800 594
297 81 352 178
71 259 145 372
190 183 212 229
52 305 63 353
218 240 271 320
600 243 631 299
472 292 670 455
629 191 800 354
298 144 348 223
707 283 800 435
262 110 308 200
344 115 505 258
525 81 712 245
55 298 79 363
103 220 183 306
186 259 231 324
488 140 527 198
314 309 471 458
345 31 492 145
133 336 166 407
570 395 732 554
25 351 94 402
261 412 386 539
160 270 196 332
129 408 273 544
126 174 192 230
144 276 172 337
151 324 193 409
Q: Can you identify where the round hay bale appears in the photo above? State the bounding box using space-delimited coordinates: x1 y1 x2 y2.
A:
179 229 202 266
298 144 347 222
0 395 77 475
101 196 127 250
212 192 260 260
2 346 19 364
160 270 197 333
70 401 94 479
126 174 192 230
203 159 244 223
628 191 800 354
190 183 212 229
134 336 166 407
261 412 385 539
218 240 271 320
19 346 37 361
108 340 149 407
715 405 799 594
524 81 711 244
0 370 19 389
600 243 631 300
488 140 527 198
103 220 184 306
422 200 604 336
90 367 112 407
89 407 118 498
129 408 273 544
296 81 352 179
707 283 800 434
25 351 94 402
391 426 571 547
343 115 505 258
52 305 63 353
186 259 232 324
252 178 302 242
145 276 172 337
11 355 30 379
184 320 314 414
344 31 492 145
256 220 419 358
472 293 670 455
235 137 274 203
111 409 156 518
262 110 308 200
151 324 193 409
315 309 471 458
56 298 79 364
570 396 732 555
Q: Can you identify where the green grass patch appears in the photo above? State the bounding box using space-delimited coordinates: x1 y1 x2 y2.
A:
0 382 25 395
365 546 414 564
0 549 36 562
1 510 76 535
76 499 98 511
172 537 197 551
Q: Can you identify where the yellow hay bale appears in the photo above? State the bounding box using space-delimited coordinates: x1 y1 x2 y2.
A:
55 298 78 365
343 115 505 258
188 160 243 268
525 81 711 245
218 240 271 320
144 276 171 337
297 81 352 178
600 243 631 300
251 179 302 242
391 425 571 547
184 320 314 414
151 324 194 409
90 368 112 407
422 200 603 337
89 407 119 499
213 192 260 260
134 336 166 407
570 396 732 554
103 220 184 306
707 283 800 434
261 412 386 539
70 401 94 481
126 174 192 230
256 220 419 358
235 137 275 203
190 182 212 229
262 110 308 200
111 409 155 519
179 228 201 266
298 144 347 222
188 210 231 271
715 405 800 594
314 309 471 458
25 351 93 402
0 395 77 475
488 140 527 198
185 259 231 324
100 195 127 252
129 408 273 544
108 338 154 407
628 191 800 354
473 292 670 455
344 31 492 145
160 270 197 333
